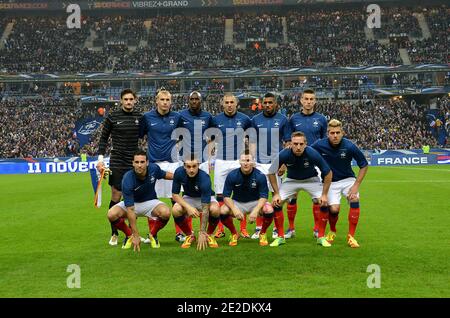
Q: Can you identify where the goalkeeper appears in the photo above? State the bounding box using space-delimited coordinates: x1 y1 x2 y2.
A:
96 89 143 246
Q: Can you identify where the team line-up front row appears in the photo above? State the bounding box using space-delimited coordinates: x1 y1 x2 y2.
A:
105 120 368 252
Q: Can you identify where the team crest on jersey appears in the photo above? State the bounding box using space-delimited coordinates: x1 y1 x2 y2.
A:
135 119 139 125
304 160 310 168
313 120 319 128
194 185 199 191
236 121 242 127
340 151 347 159
169 118 175 125
251 180 257 188
274 121 280 127
201 120 206 126
150 176 155 183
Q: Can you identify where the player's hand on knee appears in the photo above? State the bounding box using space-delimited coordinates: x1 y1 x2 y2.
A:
272 194 282 207
187 206 199 218
234 209 244 220
320 194 328 207
248 210 258 223
277 165 286 177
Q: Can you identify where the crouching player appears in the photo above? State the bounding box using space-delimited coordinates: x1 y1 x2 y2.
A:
268 131 332 247
311 119 368 248
219 151 274 247
107 150 173 251
171 156 221 250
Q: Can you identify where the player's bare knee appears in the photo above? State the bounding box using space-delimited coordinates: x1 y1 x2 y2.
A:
329 206 340 214
107 206 122 221
154 204 170 220
171 204 183 217
262 203 274 214
220 204 230 215
210 203 220 218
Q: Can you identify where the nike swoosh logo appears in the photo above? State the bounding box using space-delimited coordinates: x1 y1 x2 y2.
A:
257 124 263 127
295 123 302 126
117 121 123 125
218 125 224 127
235 184 241 187
151 123 157 126
183 121 189 124
134 185 144 191
322 153 327 156
286 164 293 166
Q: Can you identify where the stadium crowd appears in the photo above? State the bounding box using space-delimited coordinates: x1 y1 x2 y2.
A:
0 94 445 159
0 5 448 73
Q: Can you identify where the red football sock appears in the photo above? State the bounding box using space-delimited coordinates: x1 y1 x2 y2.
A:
216 200 225 232
151 218 168 237
221 215 238 235
256 216 263 228
287 203 297 231
260 213 274 234
312 203 320 231
240 215 247 231
318 207 329 238
174 215 193 236
147 218 156 232
329 212 339 232
273 210 285 238
348 207 360 237
112 218 132 237
188 216 193 231
175 222 183 234
207 216 220 235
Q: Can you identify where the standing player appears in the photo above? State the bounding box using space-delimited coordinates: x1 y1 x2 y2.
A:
286 88 328 239
106 150 173 251
178 91 213 173
311 119 368 248
96 89 142 246
171 156 221 250
140 89 188 243
210 93 252 238
249 93 291 239
268 132 332 247
220 151 274 246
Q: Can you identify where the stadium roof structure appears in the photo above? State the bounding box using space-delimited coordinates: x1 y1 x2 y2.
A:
1 64 448 82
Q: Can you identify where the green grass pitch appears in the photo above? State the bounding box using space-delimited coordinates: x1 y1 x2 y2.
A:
0 165 449 298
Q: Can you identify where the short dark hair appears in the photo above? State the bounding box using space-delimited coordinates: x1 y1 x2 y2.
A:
133 149 148 159
183 153 199 163
120 89 137 99
302 89 315 95
291 131 306 140
264 92 276 99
